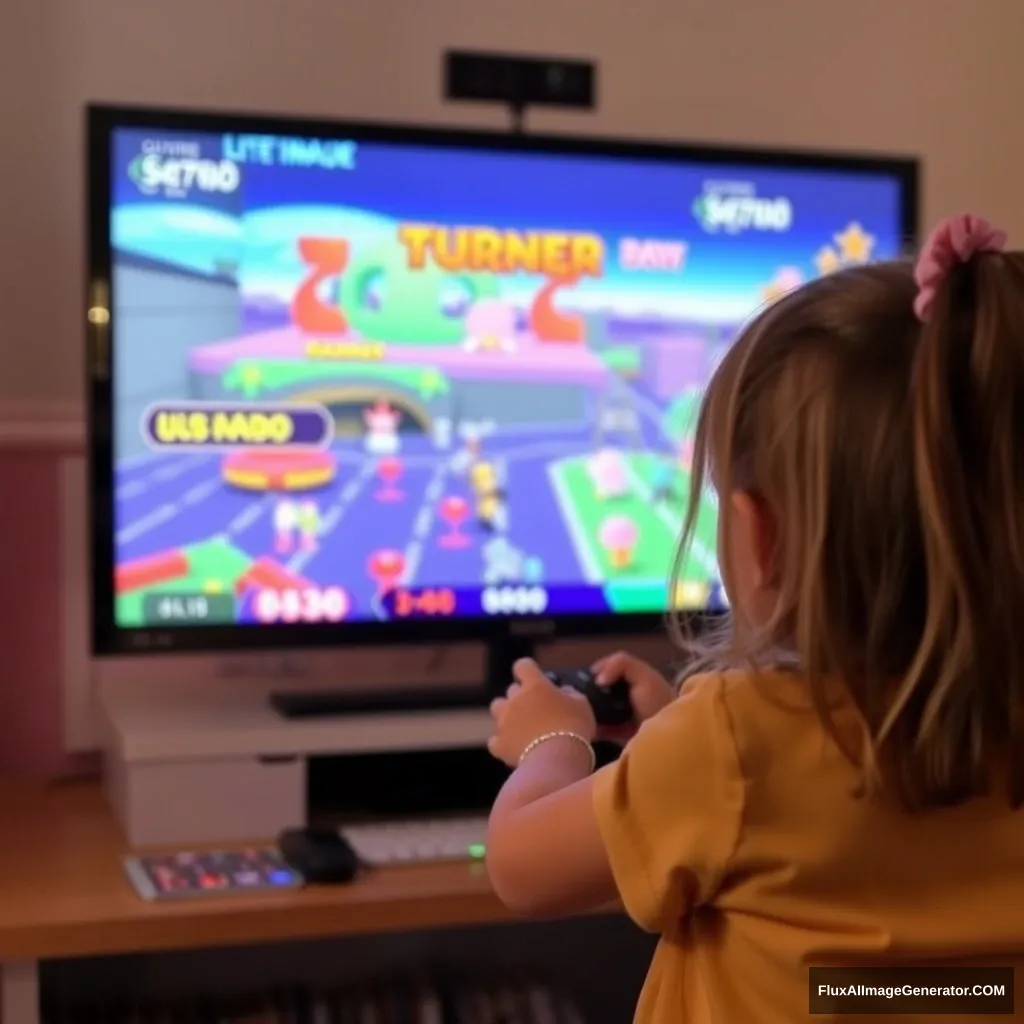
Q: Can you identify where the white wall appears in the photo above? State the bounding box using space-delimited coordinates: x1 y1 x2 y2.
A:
2 0 1023 407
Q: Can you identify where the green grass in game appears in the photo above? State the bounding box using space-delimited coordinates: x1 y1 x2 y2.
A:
115 538 252 627
222 359 450 401
548 450 718 614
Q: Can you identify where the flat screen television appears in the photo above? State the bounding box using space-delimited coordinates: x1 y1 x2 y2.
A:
86 104 918 677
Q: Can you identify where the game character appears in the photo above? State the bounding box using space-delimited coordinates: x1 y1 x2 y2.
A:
363 400 401 455
462 298 518 353
490 500 510 534
598 513 639 568
587 447 630 500
482 536 525 585
470 460 508 533
297 500 320 551
273 499 298 554
488 459 510 533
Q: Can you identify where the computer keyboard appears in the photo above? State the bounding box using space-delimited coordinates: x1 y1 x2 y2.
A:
340 815 489 866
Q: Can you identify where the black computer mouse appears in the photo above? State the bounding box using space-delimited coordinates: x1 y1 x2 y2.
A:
278 827 359 884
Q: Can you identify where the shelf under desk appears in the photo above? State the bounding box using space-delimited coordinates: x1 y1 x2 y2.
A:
0 779 608 1023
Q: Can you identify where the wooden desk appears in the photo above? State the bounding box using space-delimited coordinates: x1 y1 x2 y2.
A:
0 780 516 1023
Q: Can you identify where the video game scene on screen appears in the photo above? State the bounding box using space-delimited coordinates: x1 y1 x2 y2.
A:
109 129 901 628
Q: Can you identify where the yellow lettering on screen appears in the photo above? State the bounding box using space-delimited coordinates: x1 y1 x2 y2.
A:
397 224 433 270
571 234 603 277
424 228 466 272
211 411 294 445
397 224 605 278
153 411 210 444
503 232 541 273
306 340 384 360
470 228 503 272
540 234 571 278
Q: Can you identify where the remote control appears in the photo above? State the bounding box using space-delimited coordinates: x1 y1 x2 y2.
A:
544 667 633 727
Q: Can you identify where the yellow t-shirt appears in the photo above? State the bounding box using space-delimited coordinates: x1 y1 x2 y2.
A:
592 670 1024 1022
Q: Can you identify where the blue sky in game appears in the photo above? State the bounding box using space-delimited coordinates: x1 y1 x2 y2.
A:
110 128 909 322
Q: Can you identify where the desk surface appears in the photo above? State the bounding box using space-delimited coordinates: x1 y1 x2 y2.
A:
0 780 514 962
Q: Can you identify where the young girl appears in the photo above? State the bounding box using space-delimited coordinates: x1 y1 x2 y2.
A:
485 214 1024 1022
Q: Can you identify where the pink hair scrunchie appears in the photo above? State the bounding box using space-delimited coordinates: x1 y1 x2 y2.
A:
913 213 1008 322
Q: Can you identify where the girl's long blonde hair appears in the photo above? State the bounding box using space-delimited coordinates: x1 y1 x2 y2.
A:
672 253 1024 810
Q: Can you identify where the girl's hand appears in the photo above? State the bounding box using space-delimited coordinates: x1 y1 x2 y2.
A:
488 658 597 768
591 651 674 744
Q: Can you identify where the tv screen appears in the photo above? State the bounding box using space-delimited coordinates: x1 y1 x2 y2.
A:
88 107 916 652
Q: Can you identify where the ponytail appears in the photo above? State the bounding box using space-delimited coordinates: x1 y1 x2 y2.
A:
891 244 1024 807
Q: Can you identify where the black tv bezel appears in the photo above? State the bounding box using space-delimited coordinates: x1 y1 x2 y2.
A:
86 102 919 657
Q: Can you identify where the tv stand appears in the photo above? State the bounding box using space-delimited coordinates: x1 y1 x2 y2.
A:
97 637 547 847
98 667 494 849
268 634 539 720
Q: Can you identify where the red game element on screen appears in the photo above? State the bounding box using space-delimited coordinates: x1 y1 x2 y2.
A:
115 550 189 593
421 587 457 615
394 587 457 617
366 549 405 593
374 456 404 501
437 495 471 548
292 237 349 333
529 273 585 344
221 449 337 492
235 557 312 596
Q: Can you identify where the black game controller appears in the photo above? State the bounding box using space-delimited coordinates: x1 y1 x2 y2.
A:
544 667 633 727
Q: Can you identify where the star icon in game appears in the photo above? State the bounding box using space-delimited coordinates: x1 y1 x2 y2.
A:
834 222 875 264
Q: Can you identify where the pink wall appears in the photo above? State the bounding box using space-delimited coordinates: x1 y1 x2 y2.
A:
0 444 87 776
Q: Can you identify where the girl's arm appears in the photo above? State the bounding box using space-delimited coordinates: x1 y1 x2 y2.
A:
486 737 617 917
485 662 744 930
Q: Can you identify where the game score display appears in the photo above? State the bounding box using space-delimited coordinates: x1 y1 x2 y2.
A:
145 584 553 626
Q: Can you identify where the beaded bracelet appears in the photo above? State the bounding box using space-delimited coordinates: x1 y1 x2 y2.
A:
517 730 596 773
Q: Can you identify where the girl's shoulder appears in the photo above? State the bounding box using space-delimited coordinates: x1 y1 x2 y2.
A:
676 668 855 787
679 666 814 710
